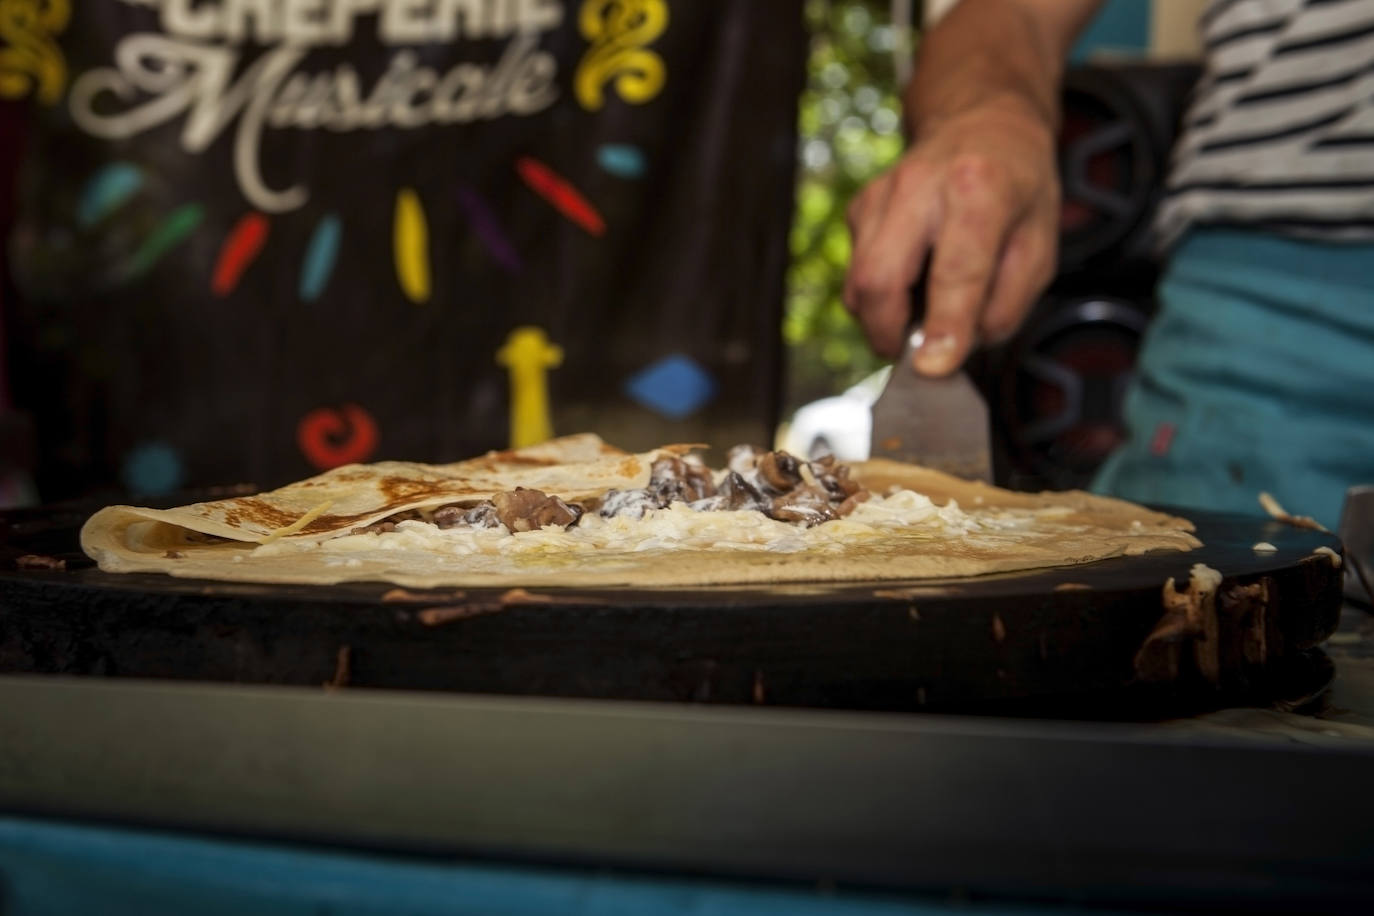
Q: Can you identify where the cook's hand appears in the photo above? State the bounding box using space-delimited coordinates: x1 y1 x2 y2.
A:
844 102 1060 376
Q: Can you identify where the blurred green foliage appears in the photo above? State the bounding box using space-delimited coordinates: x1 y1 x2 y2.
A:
785 0 914 410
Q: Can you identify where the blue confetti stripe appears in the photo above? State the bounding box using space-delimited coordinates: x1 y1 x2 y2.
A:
596 144 647 179
300 213 342 302
77 163 144 228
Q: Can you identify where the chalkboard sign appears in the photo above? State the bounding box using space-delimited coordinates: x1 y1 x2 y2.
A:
2 1 806 500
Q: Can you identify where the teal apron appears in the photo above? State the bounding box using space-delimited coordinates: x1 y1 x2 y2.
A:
1093 228 1374 531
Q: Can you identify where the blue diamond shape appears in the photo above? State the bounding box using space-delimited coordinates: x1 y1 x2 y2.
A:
624 354 717 419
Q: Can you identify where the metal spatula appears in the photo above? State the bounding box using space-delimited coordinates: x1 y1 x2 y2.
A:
868 284 993 482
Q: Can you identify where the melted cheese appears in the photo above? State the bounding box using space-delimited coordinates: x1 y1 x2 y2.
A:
1313 546 1342 568
253 490 978 560
257 500 335 545
249 487 1174 566
1189 562 1224 593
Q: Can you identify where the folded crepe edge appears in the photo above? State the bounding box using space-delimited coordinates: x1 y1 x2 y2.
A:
80 435 694 566
80 438 1201 578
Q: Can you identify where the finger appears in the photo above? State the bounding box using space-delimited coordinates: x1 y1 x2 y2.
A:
917 160 1018 375
842 178 893 315
978 207 1058 345
844 163 940 357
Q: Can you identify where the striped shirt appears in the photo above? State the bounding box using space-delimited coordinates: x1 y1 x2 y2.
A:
1155 0 1374 248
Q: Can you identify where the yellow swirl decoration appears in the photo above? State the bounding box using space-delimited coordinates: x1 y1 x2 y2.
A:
0 0 68 105
574 0 668 112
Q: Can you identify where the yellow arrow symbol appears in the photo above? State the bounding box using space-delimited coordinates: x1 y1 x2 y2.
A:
496 326 564 449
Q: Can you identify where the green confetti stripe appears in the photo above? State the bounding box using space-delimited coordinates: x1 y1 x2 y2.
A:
119 203 205 284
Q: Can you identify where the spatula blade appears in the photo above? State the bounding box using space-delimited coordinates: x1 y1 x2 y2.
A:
869 330 993 482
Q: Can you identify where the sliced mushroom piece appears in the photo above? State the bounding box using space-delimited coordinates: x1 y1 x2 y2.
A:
598 488 661 520
756 451 804 494
767 487 839 526
809 460 862 500
648 455 716 505
727 444 762 475
837 490 872 517
432 504 465 529
768 502 835 526
428 502 501 530
834 467 863 498
492 488 582 532
689 495 728 512
649 456 686 484
553 500 585 528
351 520 397 535
431 507 459 528
719 471 767 511
466 503 504 528
352 509 423 535
682 454 717 500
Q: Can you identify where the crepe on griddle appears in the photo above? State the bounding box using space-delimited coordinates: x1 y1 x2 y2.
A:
81 434 1200 588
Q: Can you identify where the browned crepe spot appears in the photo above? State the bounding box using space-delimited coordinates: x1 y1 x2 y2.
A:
417 603 506 625
499 588 587 606
873 587 929 600
323 646 351 690
16 554 66 571
382 588 464 603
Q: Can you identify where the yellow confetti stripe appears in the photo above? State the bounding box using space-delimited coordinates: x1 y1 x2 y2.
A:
574 0 668 112
256 501 336 546
394 187 431 305
0 0 70 105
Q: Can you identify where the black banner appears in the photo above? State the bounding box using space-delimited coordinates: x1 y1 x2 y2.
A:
2 1 805 500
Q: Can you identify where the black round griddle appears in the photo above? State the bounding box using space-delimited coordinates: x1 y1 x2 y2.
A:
0 505 1344 716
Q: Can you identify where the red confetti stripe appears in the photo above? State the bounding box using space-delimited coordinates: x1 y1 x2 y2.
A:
516 156 606 237
212 212 270 297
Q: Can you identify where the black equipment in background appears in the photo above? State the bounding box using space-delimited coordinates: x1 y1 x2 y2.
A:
1056 63 1201 275
988 292 1149 491
982 62 1202 491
